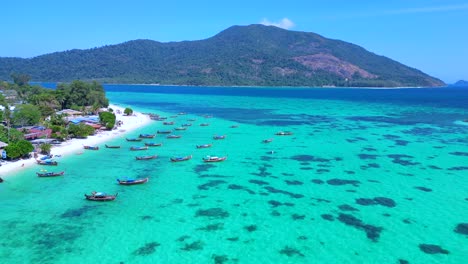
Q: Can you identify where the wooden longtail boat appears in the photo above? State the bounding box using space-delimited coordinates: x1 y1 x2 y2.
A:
263 138 273 143
105 144 121 148
136 155 158 160
37 160 58 166
167 135 181 139
170 155 192 162
36 171 65 177
157 130 172 134
196 144 212 149
85 192 118 201
83 145 99 150
126 138 143 142
203 156 227 162
213 135 226 140
145 142 163 147
174 127 187 130
163 121 174 125
275 131 293 136
139 134 156 138
130 146 149 151
116 178 149 185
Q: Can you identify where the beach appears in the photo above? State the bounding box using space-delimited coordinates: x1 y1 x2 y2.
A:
0 104 152 178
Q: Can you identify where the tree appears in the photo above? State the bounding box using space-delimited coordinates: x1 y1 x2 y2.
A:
39 143 52 155
124 107 133 116
12 104 41 126
4 140 33 159
67 123 95 138
10 73 31 86
16 140 34 157
99 111 116 130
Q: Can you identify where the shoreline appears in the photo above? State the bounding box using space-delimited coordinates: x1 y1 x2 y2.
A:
0 104 152 178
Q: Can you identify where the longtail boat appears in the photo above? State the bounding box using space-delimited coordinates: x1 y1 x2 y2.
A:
181 123 192 127
200 123 210 126
157 130 172 134
275 131 293 136
203 156 227 162
37 171 65 177
136 155 158 160
170 155 192 162
130 146 149 151
213 135 226 140
163 121 174 125
105 144 121 148
85 192 118 201
116 177 149 185
139 134 156 138
263 138 273 143
145 142 163 147
174 127 187 131
167 134 181 139
126 138 142 142
83 145 99 150
37 159 58 166
196 144 212 149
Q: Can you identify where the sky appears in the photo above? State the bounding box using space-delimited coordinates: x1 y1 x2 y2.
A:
1 0 467 83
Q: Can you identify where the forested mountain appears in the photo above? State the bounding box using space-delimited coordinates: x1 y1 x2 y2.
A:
0 24 444 87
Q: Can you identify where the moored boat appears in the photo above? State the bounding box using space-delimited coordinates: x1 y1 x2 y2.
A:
230 125 239 128
167 134 181 139
37 159 58 166
139 133 156 138
188 119 196 121
181 123 192 127
157 130 172 134
85 192 118 201
145 142 163 147
116 177 149 185
203 156 227 162
163 121 174 125
196 144 212 149
126 138 143 142
105 144 121 148
200 123 210 126
174 127 187 130
37 171 65 177
263 138 273 143
83 145 99 150
170 155 192 162
275 131 293 136
213 135 226 140
136 155 158 160
130 146 149 151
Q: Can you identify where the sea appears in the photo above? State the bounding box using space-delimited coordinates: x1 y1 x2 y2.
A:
1 85 467 264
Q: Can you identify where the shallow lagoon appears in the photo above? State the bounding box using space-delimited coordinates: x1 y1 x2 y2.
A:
1 86 467 263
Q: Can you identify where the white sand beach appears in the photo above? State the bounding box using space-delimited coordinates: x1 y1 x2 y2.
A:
0 104 152 178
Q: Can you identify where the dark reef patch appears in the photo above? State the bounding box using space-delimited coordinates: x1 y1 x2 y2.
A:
454 223 468 235
249 179 269 185
311 179 325 184
337 213 383 242
198 180 227 190
292 214 306 220
197 223 224 232
344 170 356 174
140 215 153 220
290 155 331 163
133 242 160 256
388 154 420 166
327 178 361 187
195 208 230 219
403 127 437 136
279 246 305 257
449 151 468 156
395 140 410 146
194 164 215 173
414 186 432 192
285 180 303 185
244 225 257 232
181 240 204 251
398 259 410 264
264 186 304 198
363 147 377 151
212 255 229 264
316 169 330 173
61 205 96 218
427 165 442 170
356 197 396 208
338 204 359 211
321 214 334 221
447 166 468 171
228 184 255 194
268 200 295 208
358 154 378 160
300 167 314 170
419 244 449 254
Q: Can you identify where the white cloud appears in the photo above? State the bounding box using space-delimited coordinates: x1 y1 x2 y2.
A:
260 18 295 29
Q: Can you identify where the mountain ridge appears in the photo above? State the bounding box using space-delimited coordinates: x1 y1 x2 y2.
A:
0 24 445 87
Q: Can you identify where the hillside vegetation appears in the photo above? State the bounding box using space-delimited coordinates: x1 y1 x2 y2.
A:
0 24 444 87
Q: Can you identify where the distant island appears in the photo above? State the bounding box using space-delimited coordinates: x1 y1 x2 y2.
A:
450 80 468 87
0 24 444 87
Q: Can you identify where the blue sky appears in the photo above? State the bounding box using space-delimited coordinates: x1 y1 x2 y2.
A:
1 0 467 83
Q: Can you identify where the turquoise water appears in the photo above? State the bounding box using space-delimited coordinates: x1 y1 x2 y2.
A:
1 86 467 263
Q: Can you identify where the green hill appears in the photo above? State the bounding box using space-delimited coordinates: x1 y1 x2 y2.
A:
0 24 444 87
